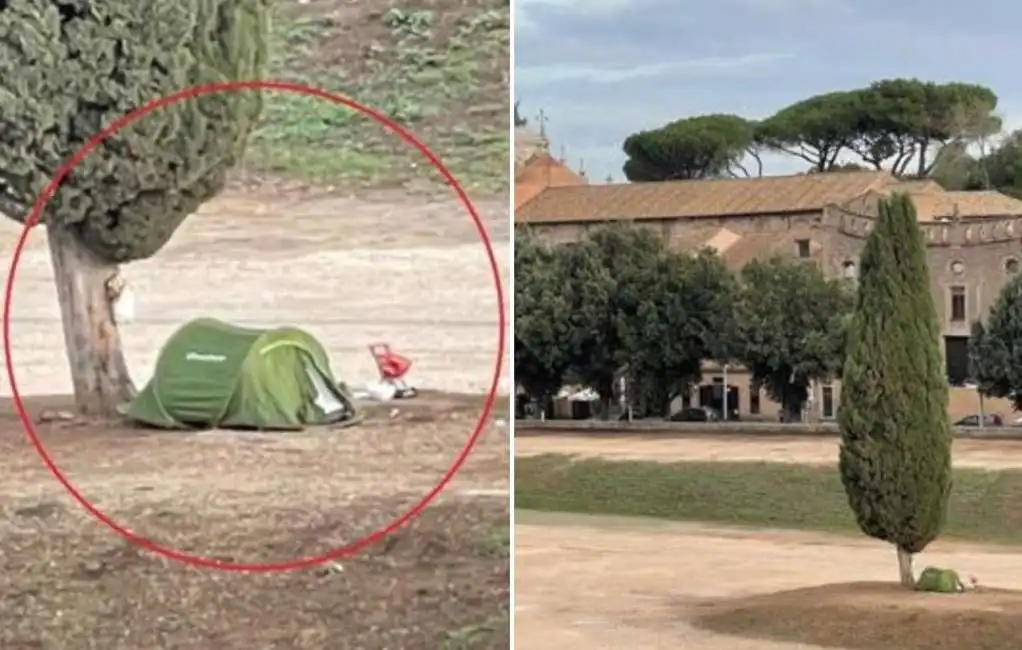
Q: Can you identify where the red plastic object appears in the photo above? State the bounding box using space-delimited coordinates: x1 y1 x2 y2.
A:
368 343 412 380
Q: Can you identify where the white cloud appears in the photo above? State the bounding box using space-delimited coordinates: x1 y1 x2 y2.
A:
515 0 634 33
516 0 631 8
516 53 792 86
725 0 853 13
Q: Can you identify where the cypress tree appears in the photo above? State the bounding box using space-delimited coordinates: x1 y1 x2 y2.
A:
837 193 952 588
0 0 268 416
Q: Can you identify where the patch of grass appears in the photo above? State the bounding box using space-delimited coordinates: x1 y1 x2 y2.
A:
515 455 1022 544
472 524 510 558
437 524 509 649
238 0 509 195
441 610 509 650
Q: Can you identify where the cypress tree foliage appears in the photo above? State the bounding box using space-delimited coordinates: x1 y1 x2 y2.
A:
0 0 268 416
0 0 268 259
837 193 952 588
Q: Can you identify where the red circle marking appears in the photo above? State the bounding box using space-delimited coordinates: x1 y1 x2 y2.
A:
1 80 506 572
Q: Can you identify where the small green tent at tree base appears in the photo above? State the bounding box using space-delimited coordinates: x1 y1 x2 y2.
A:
121 319 359 430
838 193 952 589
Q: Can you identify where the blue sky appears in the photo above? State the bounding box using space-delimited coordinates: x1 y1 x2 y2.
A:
514 0 1022 181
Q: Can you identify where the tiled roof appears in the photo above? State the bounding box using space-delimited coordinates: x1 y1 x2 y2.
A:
889 179 945 194
901 190 1022 221
515 171 897 223
719 232 797 268
514 152 587 210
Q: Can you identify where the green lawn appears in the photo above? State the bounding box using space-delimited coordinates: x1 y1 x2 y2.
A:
237 0 509 194
515 454 1022 543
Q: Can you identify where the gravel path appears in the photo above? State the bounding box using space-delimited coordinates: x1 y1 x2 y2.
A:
515 433 1022 469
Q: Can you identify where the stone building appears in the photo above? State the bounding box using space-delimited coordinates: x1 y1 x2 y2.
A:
515 170 1022 422
514 125 587 210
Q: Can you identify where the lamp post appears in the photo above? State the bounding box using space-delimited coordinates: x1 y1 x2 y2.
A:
722 364 729 421
963 381 984 428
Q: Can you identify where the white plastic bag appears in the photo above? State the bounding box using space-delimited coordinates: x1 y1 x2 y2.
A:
365 380 398 402
113 282 136 324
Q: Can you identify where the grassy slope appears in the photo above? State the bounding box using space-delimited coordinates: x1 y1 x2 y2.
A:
235 0 509 195
516 454 1022 544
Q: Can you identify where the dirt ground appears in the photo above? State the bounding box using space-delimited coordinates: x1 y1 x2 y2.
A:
515 515 1022 650
0 190 510 649
1 392 508 650
515 434 1022 649
514 433 1022 469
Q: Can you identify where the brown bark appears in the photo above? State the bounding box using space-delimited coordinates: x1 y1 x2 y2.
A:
46 225 136 418
897 547 914 588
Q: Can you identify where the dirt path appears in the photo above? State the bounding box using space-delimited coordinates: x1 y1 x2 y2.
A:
515 514 1022 650
514 433 1022 469
1 191 510 398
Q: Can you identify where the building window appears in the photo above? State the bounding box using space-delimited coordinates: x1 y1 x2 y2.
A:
945 336 970 385
1007 258 1020 275
796 239 811 258
842 260 856 279
822 385 835 419
950 286 967 322
750 387 761 415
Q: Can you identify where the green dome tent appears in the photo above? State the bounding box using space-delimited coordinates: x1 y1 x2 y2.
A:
120 318 360 430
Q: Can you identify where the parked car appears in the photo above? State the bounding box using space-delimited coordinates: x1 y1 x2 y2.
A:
669 406 720 422
954 413 1004 427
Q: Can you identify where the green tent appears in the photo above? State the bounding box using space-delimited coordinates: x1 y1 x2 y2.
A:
121 318 360 430
915 566 965 593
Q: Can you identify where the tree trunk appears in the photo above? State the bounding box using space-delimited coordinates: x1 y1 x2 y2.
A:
897 547 914 588
46 226 136 418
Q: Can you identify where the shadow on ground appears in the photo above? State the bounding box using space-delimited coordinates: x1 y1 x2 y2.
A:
692 581 1022 650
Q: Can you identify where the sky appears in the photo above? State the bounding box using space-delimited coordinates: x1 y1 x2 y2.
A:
514 0 1022 181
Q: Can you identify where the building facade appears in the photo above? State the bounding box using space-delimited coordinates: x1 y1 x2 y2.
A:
515 171 1022 422
514 125 588 210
